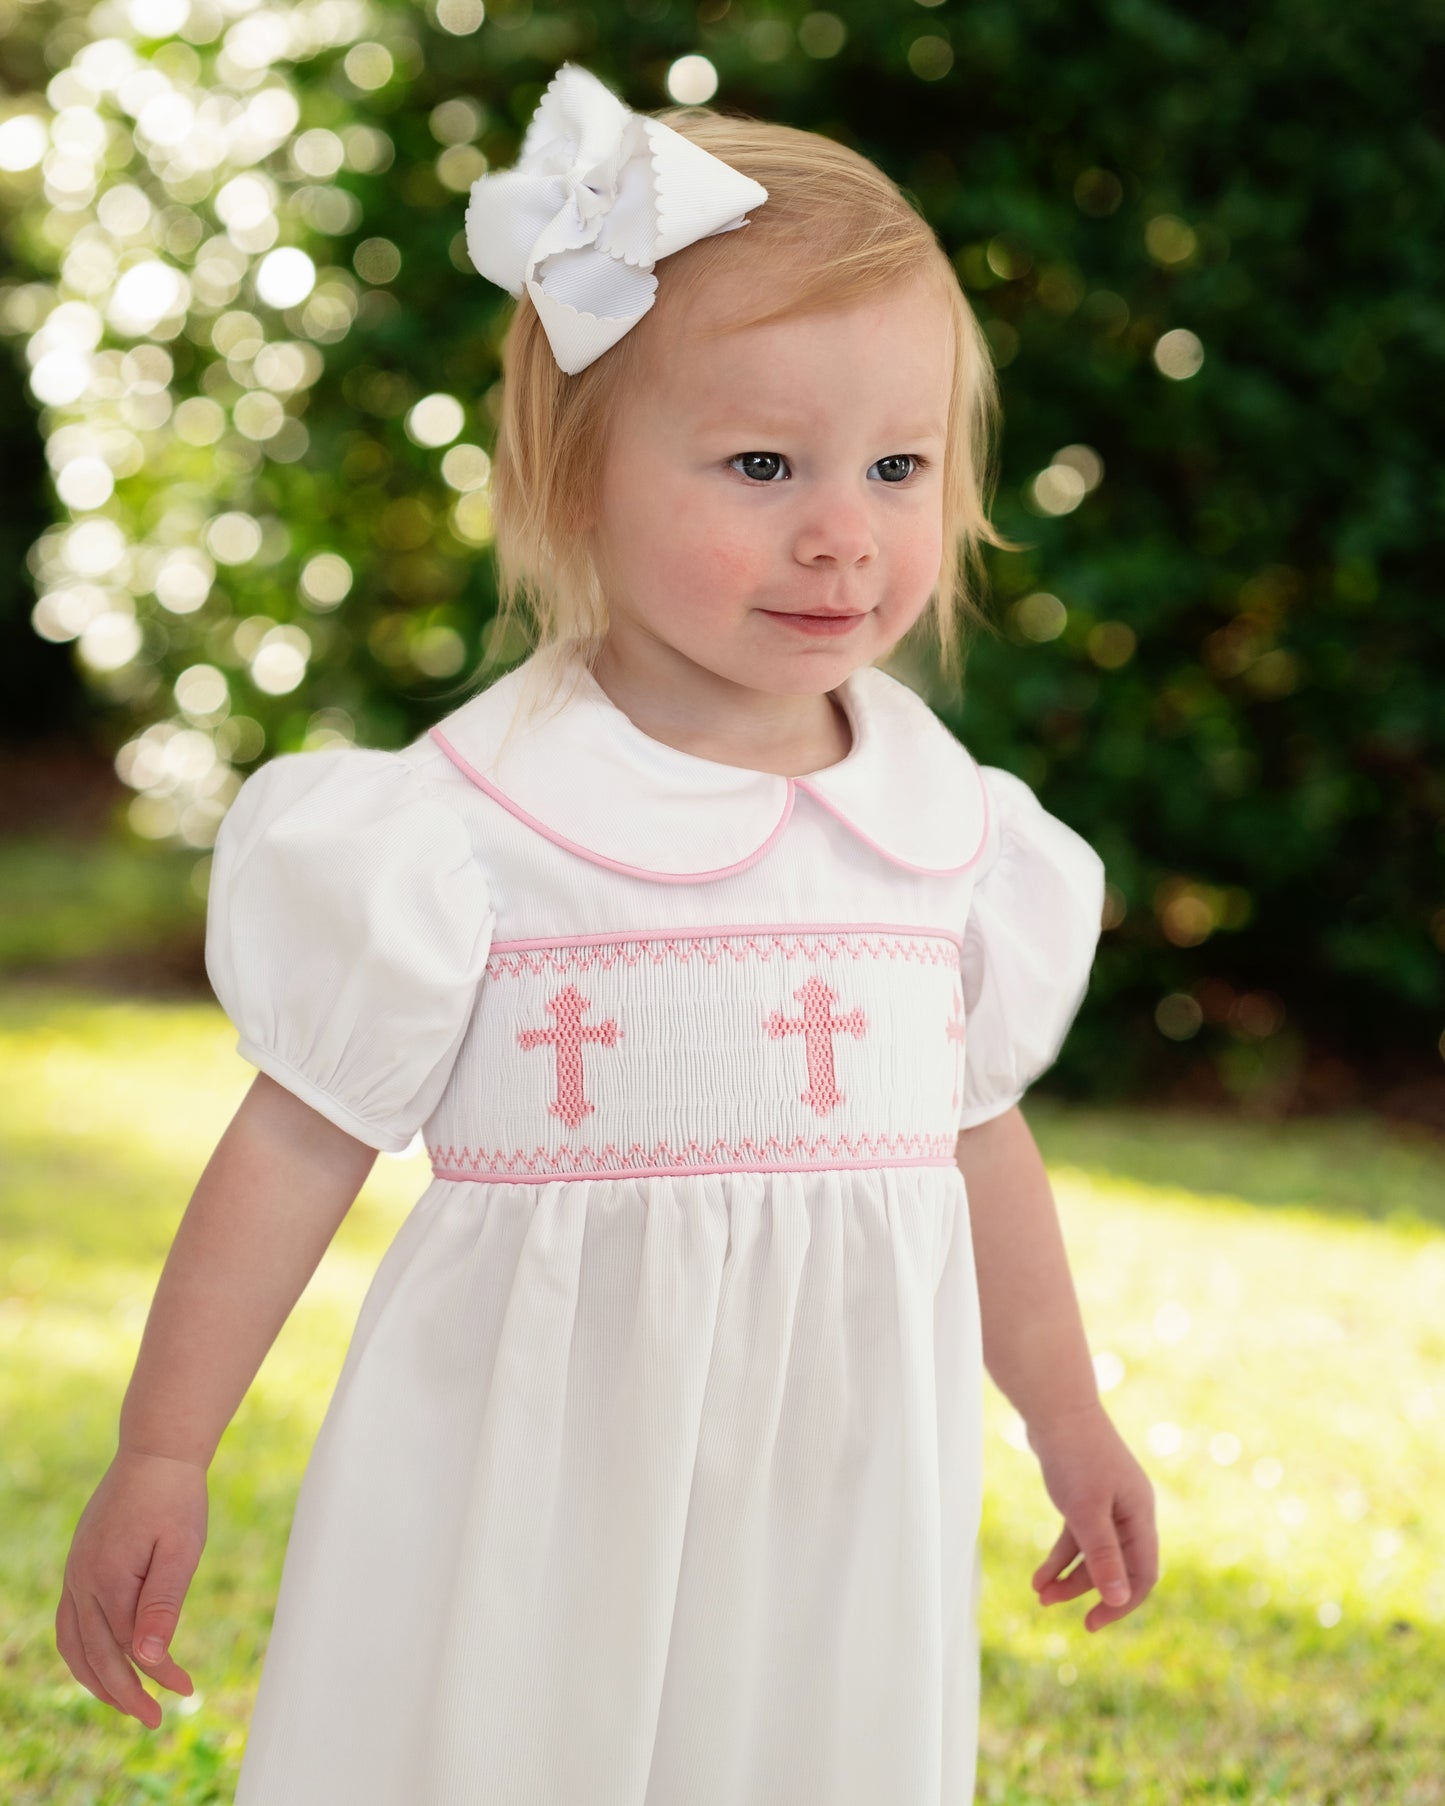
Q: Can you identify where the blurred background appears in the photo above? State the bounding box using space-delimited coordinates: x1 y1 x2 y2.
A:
3 1 1443 1800
4 0 1444 1124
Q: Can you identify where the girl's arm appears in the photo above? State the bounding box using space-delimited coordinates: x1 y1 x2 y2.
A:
57 1073 379 1729
118 1070 378 1467
956 1103 1158 1629
954 1103 1100 1438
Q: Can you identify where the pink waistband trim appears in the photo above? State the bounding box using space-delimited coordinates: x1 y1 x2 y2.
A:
429 1130 959 1184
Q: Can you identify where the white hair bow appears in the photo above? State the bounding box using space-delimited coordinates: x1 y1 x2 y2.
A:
464 62 769 374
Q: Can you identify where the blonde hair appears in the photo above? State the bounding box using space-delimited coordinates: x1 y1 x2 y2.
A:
452 97 1022 740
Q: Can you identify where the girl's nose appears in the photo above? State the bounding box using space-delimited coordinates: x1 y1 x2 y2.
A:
791 489 879 568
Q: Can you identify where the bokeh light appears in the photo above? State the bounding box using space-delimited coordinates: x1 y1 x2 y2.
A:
1155 327 1205 380
433 0 485 36
441 443 490 491
666 57 718 105
300 552 353 607
406 393 464 448
1011 592 1067 643
0 115 49 172
255 246 315 307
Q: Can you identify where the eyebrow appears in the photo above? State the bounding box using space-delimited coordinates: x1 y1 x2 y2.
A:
696 417 948 440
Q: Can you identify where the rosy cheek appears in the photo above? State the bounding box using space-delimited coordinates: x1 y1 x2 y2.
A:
898 516 945 593
701 534 765 594
655 508 765 600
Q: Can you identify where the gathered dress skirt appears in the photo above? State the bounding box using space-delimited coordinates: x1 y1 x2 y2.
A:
232 1162 985 1806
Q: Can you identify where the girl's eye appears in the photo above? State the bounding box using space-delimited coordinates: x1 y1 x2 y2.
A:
873 454 922 484
727 452 927 485
730 452 788 483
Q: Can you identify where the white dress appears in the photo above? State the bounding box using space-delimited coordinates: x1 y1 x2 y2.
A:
205 639 1106 1806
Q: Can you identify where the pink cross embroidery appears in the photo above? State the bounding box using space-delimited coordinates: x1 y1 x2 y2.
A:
517 984 622 1129
765 974 867 1117
947 982 967 1111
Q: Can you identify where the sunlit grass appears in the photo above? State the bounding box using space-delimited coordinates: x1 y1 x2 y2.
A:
977 1115 1445 1803
2 985 1442 1803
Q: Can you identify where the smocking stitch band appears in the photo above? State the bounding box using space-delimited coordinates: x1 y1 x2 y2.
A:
428 1129 959 1183
486 927 961 980
947 981 968 1112
428 924 966 1181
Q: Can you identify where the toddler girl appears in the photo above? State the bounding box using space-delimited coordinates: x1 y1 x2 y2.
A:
57 61 1157 1805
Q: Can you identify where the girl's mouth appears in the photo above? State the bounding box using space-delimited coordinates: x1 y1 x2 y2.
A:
759 610 868 637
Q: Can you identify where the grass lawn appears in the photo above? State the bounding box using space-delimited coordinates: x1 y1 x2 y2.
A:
2 983 1443 1803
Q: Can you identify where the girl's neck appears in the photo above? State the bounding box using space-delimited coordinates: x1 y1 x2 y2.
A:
585 636 854 778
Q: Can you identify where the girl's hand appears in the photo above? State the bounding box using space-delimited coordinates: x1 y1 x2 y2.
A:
56 1448 207 1729
1025 1400 1158 1632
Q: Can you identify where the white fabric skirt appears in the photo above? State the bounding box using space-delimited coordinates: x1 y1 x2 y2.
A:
233 1166 985 1806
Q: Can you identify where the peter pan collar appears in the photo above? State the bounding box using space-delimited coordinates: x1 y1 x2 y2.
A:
426 640 989 884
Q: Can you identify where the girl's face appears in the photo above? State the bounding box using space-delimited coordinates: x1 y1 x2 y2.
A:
584 269 955 703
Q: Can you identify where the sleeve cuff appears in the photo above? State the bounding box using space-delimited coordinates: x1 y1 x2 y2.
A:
955 1089 1026 1132
234 1039 415 1154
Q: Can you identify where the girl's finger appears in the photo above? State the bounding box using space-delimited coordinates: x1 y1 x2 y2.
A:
1083 1582 1142 1632
1116 1499 1160 1598
1036 1555 1096 1604
1083 1536 1148 1630
77 1591 160 1729
1031 1524 1079 1591
130 1538 199 1695
133 1643 195 1697
57 1586 122 1711
1083 1533 1132 1606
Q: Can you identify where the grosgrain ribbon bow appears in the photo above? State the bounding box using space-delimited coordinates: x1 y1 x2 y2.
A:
465 62 770 374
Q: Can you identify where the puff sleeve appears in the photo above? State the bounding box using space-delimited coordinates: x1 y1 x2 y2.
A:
204 748 496 1152
956 764 1106 1130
